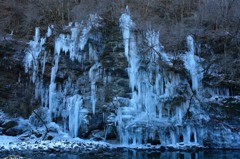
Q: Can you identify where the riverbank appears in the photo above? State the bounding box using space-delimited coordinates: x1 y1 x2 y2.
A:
0 138 206 155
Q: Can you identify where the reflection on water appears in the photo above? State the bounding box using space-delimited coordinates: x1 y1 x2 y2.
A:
122 150 240 159
1 150 240 159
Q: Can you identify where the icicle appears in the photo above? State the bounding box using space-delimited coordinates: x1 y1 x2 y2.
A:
41 51 47 75
48 37 62 120
48 52 60 119
184 35 203 91
34 27 40 43
176 107 183 124
117 108 123 127
193 128 197 143
170 129 176 145
24 27 46 83
119 8 134 59
155 73 161 96
128 34 139 92
67 95 83 137
69 23 81 61
89 63 102 114
46 25 54 37
53 18 101 63
79 14 101 51
88 43 98 62
184 125 191 144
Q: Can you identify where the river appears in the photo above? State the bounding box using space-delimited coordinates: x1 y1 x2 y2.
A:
1 149 240 159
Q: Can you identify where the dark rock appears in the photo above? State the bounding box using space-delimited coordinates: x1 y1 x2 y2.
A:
105 126 117 140
0 41 36 118
47 135 54 140
147 138 161 145
4 127 24 136
80 114 105 138
0 127 3 135
159 146 166 151
32 131 43 138
90 130 105 141
18 134 31 141
2 120 18 130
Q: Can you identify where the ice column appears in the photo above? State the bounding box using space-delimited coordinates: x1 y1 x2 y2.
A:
48 40 61 119
89 63 102 114
46 25 54 37
23 27 49 110
120 10 139 92
119 9 134 60
24 27 46 82
184 35 201 91
67 95 83 137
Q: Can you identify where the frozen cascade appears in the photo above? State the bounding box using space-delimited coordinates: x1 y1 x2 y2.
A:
48 18 101 132
23 27 49 109
48 46 60 119
54 15 101 62
24 27 46 82
68 95 82 137
117 11 205 147
23 16 102 137
67 94 88 138
119 8 134 60
184 35 203 92
89 62 102 114
20 12 232 147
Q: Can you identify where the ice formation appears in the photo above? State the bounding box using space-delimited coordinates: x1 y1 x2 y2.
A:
184 35 203 92
89 62 102 114
23 15 102 137
117 11 206 147
24 27 46 82
119 8 134 60
21 9 233 148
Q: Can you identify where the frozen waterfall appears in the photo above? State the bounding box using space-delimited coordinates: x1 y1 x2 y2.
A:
23 15 102 137
22 10 216 147
184 35 203 92
117 11 205 147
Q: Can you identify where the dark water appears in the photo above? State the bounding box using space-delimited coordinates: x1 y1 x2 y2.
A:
1 150 240 159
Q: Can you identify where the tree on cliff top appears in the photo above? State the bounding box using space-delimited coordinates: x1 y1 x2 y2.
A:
0 0 239 51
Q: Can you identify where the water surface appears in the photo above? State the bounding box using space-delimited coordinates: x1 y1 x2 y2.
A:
1 150 240 159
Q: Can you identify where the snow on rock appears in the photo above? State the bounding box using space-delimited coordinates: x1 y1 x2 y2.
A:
0 134 205 153
0 139 111 153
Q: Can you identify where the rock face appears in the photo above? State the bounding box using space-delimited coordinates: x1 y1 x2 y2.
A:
0 11 240 149
0 40 37 118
